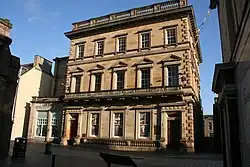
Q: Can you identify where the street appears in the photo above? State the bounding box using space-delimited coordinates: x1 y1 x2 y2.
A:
0 143 223 167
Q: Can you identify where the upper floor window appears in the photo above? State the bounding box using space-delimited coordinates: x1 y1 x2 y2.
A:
94 73 102 91
75 75 81 93
140 32 150 49
208 122 213 131
139 112 150 138
117 37 126 52
166 28 177 45
113 113 123 137
141 68 151 89
76 44 84 58
96 41 104 55
116 71 125 90
168 65 179 86
71 75 81 93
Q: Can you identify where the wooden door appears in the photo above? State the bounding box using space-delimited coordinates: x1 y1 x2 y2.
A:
69 114 78 140
167 119 181 150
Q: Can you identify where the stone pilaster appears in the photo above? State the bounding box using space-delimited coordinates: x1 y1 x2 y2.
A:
61 112 70 145
46 111 52 142
185 102 195 152
160 112 167 148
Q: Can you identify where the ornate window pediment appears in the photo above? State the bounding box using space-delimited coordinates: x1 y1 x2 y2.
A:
158 54 181 64
132 57 153 67
69 67 84 74
88 64 105 72
109 61 128 69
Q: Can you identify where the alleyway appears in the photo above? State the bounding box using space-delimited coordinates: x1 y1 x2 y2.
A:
0 143 223 167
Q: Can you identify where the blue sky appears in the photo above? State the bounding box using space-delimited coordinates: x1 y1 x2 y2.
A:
1 0 221 114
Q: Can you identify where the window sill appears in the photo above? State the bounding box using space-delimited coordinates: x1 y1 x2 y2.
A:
140 47 151 51
95 54 104 58
164 43 178 47
75 57 84 61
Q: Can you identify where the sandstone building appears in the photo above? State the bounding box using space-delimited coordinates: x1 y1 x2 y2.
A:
203 115 213 138
31 0 203 152
0 18 20 158
11 55 53 140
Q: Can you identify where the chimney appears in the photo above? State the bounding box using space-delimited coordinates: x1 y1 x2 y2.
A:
179 0 188 7
0 18 12 37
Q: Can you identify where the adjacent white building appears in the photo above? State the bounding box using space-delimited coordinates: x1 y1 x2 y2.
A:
11 55 53 140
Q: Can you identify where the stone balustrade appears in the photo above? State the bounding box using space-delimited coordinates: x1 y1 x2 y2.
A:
72 0 186 30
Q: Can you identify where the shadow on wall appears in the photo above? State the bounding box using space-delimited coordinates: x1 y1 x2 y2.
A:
22 103 31 138
38 65 53 97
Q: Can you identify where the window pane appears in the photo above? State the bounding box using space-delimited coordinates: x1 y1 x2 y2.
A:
141 32 150 48
166 28 177 44
114 113 123 137
118 37 126 52
97 41 104 55
168 65 179 86
77 45 84 58
141 68 150 88
36 112 48 137
75 75 81 93
95 73 102 91
116 71 125 90
91 113 99 136
51 112 59 138
139 112 150 137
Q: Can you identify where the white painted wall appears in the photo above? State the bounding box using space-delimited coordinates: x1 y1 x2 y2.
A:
11 68 53 140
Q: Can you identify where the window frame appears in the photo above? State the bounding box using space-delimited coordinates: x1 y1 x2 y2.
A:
117 36 127 53
116 70 125 90
76 44 84 59
140 32 151 49
94 73 102 91
167 65 179 87
141 68 151 89
96 40 105 56
165 27 177 45
74 75 81 93
90 113 100 137
113 112 124 138
139 112 151 138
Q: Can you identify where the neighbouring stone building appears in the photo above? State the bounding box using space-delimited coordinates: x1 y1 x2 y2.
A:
210 0 250 167
11 55 53 140
30 0 203 152
0 18 20 158
203 115 213 138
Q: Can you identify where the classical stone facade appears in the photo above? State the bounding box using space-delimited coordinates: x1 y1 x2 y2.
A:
211 0 250 166
62 0 202 152
0 18 20 158
203 115 213 137
30 0 203 152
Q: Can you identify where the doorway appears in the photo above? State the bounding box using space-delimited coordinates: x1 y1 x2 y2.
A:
167 113 181 150
69 114 78 140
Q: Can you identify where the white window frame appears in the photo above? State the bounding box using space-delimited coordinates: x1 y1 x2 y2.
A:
140 68 151 89
117 36 127 52
96 40 105 55
76 44 84 58
139 112 151 139
35 111 48 138
113 112 124 138
90 113 100 137
140 32 151 49
165 27 177 45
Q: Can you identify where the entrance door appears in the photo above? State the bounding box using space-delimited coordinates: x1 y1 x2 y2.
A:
69 114 78 140
167 119 181 150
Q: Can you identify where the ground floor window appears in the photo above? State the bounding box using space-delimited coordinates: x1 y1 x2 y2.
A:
91 113 99 136
36 111 48 137
139 112 150 138
113 113 123 137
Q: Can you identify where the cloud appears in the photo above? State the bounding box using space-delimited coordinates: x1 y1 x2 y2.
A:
23 0 40 14
27 16 37 22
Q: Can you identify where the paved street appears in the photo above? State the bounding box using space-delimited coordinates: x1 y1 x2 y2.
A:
0 143 223 167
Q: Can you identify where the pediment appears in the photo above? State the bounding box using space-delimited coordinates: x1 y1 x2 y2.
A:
133 57 153 67
69 67 84 73
158 54 181 63
109 61 128 69
88 64 105 72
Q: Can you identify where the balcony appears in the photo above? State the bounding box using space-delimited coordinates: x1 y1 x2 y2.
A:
71 0 187 31
65 86 182 100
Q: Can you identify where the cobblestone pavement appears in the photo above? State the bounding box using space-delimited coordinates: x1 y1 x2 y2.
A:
0 143 223 167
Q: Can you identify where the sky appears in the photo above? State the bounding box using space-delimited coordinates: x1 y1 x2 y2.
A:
1 0 222 115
